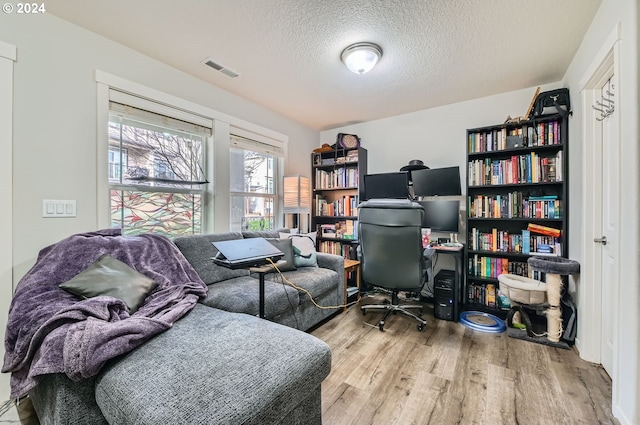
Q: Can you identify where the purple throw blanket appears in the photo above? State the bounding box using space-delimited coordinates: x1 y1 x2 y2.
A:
2 229 208 399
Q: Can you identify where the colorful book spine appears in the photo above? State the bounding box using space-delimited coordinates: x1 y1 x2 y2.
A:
527 223 561 237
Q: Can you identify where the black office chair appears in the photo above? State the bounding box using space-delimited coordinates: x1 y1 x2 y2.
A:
357 199 427 331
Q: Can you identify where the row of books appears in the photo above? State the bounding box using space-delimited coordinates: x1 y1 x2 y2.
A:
467 283 511 310
468 193 562 219
468 120 562 153
468 150 563 186
317 240 352 259
317 219 358 240
468 227 562 255
314 167 359 190
314 194 359 217
468 255 548 280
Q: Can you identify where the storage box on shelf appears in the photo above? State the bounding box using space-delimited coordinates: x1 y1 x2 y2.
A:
312 147 367 260
465 114 568 316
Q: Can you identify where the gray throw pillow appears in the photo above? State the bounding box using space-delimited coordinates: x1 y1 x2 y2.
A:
265 238 297 273
59 254 158 313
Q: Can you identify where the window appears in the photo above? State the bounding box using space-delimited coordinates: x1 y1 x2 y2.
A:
108 100 211 237
229 134 283 232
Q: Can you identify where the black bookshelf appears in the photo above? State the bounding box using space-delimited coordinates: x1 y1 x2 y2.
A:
311 147 367 259
465 114 569 315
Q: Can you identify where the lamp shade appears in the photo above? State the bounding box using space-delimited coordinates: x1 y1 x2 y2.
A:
283 175 310 214
341 42 383 74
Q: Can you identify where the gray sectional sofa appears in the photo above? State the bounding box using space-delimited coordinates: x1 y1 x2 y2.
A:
173 229 345 331
23 229 344 425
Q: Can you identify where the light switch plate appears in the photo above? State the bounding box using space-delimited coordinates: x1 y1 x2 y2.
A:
42 200 76 217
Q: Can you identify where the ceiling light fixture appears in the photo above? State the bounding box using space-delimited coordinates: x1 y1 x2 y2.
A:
340 42 383 75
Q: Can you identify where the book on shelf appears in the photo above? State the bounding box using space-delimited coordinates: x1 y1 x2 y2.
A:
522 230 531 254
527 223 561 238
486 284 496 308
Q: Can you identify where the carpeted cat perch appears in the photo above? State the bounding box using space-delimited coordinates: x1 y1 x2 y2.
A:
498 256 580 349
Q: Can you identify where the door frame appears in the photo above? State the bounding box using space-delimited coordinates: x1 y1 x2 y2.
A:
578 20 621 396
0 40 16 402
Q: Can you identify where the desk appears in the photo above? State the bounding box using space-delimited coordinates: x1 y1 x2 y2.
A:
427 244 464 322
343 259 361 311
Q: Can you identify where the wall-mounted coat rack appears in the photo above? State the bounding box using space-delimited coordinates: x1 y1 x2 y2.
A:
593 84 614 121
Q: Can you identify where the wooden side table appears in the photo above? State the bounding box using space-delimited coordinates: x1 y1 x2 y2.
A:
343 259 361 311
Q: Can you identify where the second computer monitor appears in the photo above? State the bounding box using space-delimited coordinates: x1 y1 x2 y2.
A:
411 166 462 197
418 199 460 233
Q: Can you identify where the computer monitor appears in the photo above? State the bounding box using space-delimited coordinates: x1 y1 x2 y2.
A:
418 199 460 233
411 166 462 197
363 172 410 200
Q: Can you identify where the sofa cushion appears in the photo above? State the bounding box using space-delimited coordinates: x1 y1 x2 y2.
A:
59 254 158 313
278 267 338 299
199 276 300 319
95 304 331 425
173 233 249 285
265 238 296 272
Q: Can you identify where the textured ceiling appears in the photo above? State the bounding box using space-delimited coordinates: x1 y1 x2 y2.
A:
45 0 601 131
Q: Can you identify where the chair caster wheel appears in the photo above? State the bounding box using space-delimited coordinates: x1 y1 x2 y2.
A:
417 323 425 332
361 308 366 316
379 321 385 331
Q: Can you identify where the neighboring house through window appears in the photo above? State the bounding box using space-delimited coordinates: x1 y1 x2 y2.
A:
108 147 127 180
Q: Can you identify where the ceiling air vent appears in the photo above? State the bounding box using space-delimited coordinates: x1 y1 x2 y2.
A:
202 58 240 78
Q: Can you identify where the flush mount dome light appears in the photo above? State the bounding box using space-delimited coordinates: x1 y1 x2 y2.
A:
341 42 383 74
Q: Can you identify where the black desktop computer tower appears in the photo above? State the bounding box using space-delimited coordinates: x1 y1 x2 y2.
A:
434 269 455 321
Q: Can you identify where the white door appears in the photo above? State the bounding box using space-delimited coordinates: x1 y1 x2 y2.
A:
597 77 618 376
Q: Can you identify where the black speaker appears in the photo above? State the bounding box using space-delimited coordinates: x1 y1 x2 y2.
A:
434 270 455 321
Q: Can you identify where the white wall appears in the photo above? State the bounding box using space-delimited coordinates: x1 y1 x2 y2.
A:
0 40 16 403
562 0 638 423
0 13 319 288
321 84 558 176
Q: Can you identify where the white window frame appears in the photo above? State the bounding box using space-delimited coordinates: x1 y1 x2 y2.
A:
107 98 211 236
229 129 285 232
95 71 289 233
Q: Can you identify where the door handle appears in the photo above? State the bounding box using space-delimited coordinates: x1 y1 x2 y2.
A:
593 236 607 245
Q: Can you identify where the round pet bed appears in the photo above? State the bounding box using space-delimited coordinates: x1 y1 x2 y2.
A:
459 311 506 333
497 274 547 305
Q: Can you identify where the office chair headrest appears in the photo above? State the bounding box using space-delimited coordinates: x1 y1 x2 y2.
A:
359 199 423 210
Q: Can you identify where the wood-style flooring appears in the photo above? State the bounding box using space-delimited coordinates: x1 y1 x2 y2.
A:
311 295 619 425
